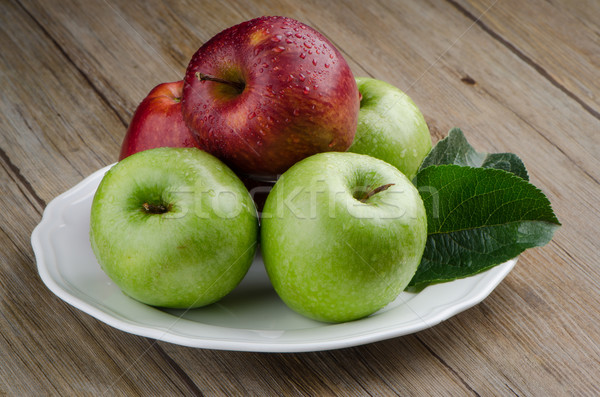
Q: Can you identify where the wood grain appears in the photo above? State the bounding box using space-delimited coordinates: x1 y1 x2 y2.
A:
455 0 600 119
1 0 599 394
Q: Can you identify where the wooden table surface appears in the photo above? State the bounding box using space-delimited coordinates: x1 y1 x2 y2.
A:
1 0 599 395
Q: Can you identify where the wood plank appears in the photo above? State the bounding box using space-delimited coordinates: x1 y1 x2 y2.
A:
275 0 600 394
20 0 598 267
18 0 371 123
453 0 600 119
91 0 600 393
549 0 600 37
25 0 599 393
0 167 202 394
0 1 125 199
290 0 600 259
0 1 203 394
421 250 600 395
158 337 476 395
294 0 600 176
0 1 470 394
16 0 185 124
1 0 474 394
1 0 598 394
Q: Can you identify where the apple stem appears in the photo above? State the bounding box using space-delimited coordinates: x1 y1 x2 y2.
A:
142 202 170 214
195 72 245 91
359 183 394 203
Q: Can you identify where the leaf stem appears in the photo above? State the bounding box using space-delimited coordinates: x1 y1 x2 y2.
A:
195 72 245 91
359 183 394 203
142 202 170 214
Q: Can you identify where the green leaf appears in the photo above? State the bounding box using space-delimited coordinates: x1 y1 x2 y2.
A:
419 127 529 180
409 164 560 289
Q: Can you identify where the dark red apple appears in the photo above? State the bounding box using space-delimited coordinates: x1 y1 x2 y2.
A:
182 16 359 179
119 81 202 160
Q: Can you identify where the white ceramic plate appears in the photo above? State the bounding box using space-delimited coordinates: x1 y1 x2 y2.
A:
31 164 517 353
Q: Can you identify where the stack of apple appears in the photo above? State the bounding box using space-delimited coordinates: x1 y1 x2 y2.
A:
90 16 432 323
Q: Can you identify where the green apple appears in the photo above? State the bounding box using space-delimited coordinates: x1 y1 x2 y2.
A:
89 147 259 309
260 152 427 323
348 77 432 180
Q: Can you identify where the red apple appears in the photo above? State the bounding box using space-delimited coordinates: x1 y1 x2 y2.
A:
119 81 202 160
182 16 359 178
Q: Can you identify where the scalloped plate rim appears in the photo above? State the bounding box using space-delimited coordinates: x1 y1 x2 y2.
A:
31 164 517 352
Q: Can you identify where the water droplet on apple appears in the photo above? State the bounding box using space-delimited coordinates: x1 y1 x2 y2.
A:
259 68 264 73
312 59 318 66
286 38 293 44
273 46 285 53
262 63 269 68
324 63 330 68
299 53 306 59
254 48 261 56
293 108 300 116
303 87 310 95
304 42 312 48
271 34 282 42
248 112 256 120
298 73 305 82
295 33 302 38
